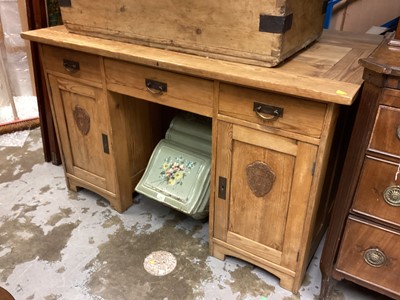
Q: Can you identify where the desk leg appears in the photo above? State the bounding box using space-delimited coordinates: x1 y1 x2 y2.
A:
106 92 135 213
320 272 337 300
106 92 166 213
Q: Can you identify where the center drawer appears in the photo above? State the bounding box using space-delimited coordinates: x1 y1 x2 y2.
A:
104 59 214 117
218 83 327 138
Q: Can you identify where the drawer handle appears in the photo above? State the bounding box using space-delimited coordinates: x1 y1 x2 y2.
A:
383 186 400 206
364 248 386 267
253 102 283 121
63 59 80 73
145 79 167 95
397 125 400 140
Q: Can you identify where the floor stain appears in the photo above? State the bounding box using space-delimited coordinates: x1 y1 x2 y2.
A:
40 185 51 194
0 207 80 281
44 294 61 300
85 213 213 299
96 198 109 207
302 273 312 287
228 265 275 299
45 207 73 226
0 130 44 183
283 294 301 300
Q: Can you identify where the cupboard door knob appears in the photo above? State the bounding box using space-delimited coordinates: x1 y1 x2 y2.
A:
63 59 80 73
364 248 386 267
383 186 400 206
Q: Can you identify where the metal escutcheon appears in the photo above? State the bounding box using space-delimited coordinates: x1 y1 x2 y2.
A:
383 186 400 207
364 248 386 267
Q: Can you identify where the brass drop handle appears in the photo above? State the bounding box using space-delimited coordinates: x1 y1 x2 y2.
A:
63 59 80 73
397 124 400 140
145 79 167 95
255 107 280 121
364 248 386 267
253 102 283 122
383 186 400 206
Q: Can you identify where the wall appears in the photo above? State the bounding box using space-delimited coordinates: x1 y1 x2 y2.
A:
329 0 400 33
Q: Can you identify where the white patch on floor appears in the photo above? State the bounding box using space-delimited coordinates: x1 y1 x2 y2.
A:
143 251 177 276
0 130 30 147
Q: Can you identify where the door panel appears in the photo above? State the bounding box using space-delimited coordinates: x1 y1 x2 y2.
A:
48 74 115 193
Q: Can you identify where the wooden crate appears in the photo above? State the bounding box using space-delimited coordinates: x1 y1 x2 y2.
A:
58 0 326 67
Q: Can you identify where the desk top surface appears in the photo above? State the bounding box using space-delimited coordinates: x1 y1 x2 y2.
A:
22 26 382 105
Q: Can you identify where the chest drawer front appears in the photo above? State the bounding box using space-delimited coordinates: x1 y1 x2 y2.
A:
369 105 400 158
41 45 102 83
352 157 400 228
105 59 214 117
218 84 326 138
336 218 400 296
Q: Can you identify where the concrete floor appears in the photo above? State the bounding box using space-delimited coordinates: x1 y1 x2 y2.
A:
0 128 391 300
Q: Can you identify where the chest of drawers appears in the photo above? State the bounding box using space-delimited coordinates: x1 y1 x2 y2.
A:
320 32 400 299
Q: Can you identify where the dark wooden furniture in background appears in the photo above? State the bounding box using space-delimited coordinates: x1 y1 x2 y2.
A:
25 0 61 164
0 287 15 300
320 31 400 300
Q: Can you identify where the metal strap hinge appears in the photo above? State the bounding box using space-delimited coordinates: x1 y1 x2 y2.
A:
259 13 293 34
59 0 71 7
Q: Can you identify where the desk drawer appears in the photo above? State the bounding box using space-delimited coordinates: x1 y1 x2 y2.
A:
336 217 400 296
41 45 102 83
369 105 400 158
105 59 214 117
352 157 400 228
218 83 326 138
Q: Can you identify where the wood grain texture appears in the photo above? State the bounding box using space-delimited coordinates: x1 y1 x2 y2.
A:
320 31 400 300
352 157 400 229
336 217 400 296
368 105 400 158
105 58 214 117
59 0 325 67
21 26 381 105
219 83 327 138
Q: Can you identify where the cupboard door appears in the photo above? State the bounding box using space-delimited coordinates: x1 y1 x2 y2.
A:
214 121 317 270
48 74 116 193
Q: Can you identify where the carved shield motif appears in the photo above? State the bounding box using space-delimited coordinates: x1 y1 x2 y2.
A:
73 106 90 135
246 161 276 197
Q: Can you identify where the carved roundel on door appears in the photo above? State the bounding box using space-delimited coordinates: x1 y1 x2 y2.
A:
73 106 90 135
246 161 276 197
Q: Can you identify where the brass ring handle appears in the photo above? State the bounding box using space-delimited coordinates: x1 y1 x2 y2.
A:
146 86 164 95
364 248 386 267
255 106 280 121
383 186 400 206
397 125 400 140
